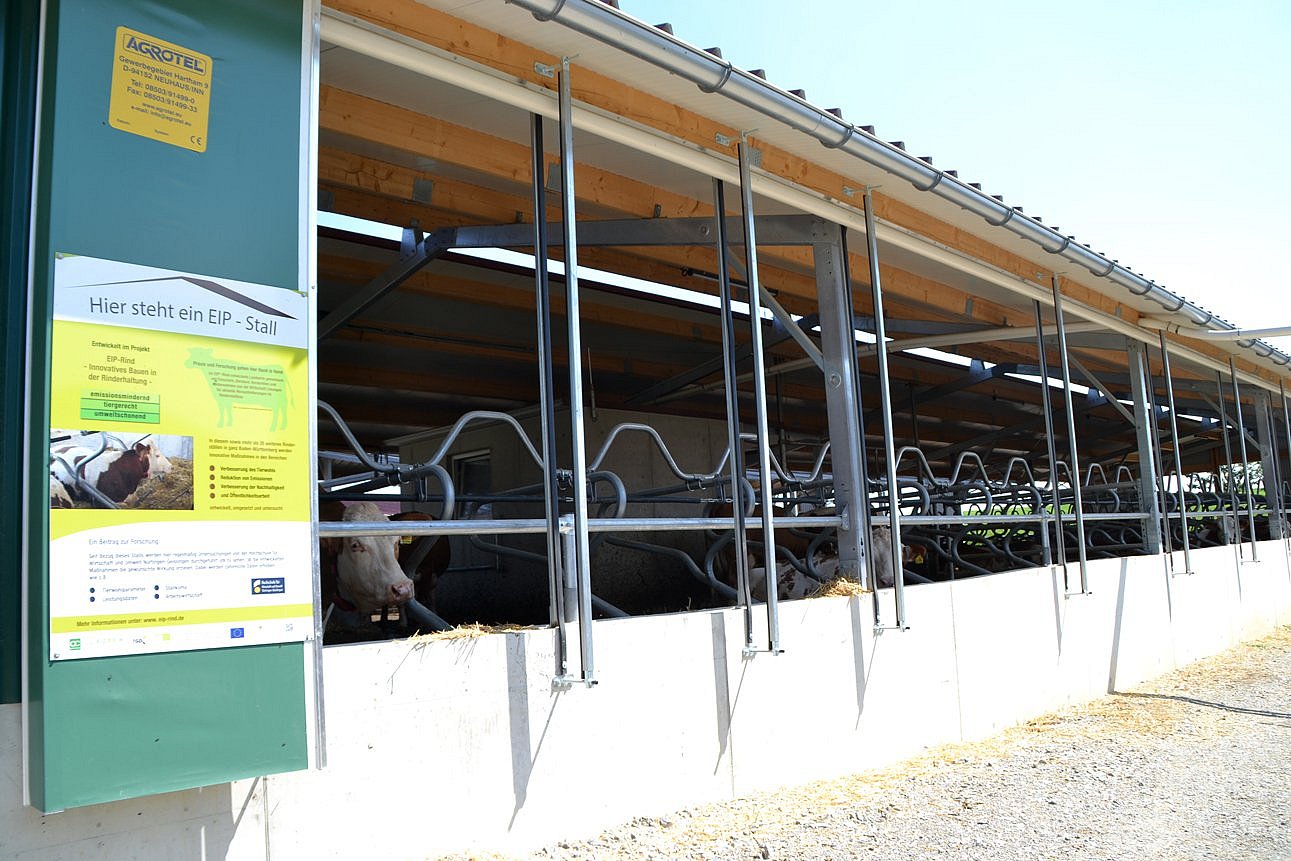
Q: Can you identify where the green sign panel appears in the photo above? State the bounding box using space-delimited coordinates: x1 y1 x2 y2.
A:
26 0 313 811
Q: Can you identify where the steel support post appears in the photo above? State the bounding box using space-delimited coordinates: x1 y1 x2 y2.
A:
530 114 568 636
1144 368 1175 560
557 60 595 683
1275 384 1285 544
863 188 908 627
1051 276 1089 593
1230 358 1259 562
1034 301 1064 568
737 138 781 653
1215 372 1243 551
1255 393 1284 539
837 228 881 627
712 179 754 647
811 225 867 582
1126 341 1163 554
1158 332 1193 573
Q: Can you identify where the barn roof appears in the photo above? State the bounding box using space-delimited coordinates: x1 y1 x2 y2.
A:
313 0 1290 471
396 0 1289 377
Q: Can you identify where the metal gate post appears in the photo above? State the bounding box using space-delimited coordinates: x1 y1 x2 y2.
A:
1126 341 1163 554
1050 276 1089 593
1158 333 1194 573
862 187 908 628
1275 384 1285 544
1034 302 1065 569
530 114 568 670
1230 358 1259 562
556 59 595 684
1215 372 1243 553
811 224 867 582
712 179 754 649
736 138 782 654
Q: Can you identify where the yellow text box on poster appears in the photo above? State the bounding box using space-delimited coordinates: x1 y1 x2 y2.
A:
108 26 212 152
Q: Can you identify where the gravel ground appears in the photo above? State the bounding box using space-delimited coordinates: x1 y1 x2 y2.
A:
444 624 1291 861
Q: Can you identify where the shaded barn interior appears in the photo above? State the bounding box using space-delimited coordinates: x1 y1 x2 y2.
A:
311 0 1291 639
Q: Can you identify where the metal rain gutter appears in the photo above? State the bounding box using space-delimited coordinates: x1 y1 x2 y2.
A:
505 0 1291 373
1140 318 1291 343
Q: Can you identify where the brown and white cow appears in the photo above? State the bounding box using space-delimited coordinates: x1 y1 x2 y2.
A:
50 476 75 509
389 511 451 609
51 439 173 505
747 560 819 602
319 502 450 620
329 501 416 614
868 526 933 588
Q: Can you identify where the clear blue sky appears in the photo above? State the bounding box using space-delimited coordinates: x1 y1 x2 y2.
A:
624 1 1291 351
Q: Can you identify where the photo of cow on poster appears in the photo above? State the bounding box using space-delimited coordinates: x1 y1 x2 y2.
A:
50 430 195 510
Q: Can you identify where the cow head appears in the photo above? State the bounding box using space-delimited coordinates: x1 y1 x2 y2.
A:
335 501 416 612
135 439 173 479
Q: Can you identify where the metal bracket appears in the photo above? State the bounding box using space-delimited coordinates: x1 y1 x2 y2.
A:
534 62 557 78
551 675 597 691
412 178 434 204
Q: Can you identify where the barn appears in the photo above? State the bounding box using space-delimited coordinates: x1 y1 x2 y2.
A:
2 0 1290 857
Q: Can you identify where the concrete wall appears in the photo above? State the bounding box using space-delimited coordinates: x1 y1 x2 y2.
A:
4 542 1289 859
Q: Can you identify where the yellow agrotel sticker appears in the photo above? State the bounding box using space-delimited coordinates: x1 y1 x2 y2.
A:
108 26 212 153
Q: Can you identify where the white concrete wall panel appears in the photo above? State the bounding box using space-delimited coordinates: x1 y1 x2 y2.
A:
5 540 1290 859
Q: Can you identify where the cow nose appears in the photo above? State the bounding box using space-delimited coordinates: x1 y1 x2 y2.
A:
390 579 414 604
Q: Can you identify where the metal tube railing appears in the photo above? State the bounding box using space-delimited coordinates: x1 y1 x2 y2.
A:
1051 276 1089 593
1158 331 1193 574
737 138 782 654
863 186 908 629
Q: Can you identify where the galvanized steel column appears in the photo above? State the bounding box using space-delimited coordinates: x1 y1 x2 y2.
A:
812 224 866 582
862 188 907 627
1158 332 1193 573
1255 393 1283 540
1126 341 1163 554
1051 276 1089 593
737 138 781 653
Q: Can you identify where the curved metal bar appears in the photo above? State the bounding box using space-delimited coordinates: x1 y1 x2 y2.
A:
588 422 716 480
892 445 939 484
611 536 738 600
423 410 545 470
947 452 992 486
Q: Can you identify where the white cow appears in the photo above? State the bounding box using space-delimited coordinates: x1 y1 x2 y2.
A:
868 526 933 587
334 501 416 613
748 560 818 602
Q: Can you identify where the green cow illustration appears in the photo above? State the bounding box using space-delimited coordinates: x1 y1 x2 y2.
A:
185 347 294 431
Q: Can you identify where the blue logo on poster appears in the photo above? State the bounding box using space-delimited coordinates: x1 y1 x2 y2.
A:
252 577 286 595
230 627 245 639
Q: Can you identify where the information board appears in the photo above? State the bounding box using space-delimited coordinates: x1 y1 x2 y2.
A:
48 253 312 660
